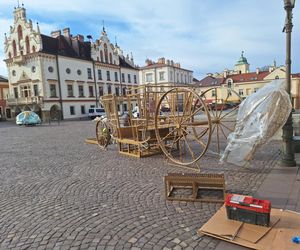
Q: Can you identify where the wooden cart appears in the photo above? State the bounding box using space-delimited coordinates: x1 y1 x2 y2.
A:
96 84 241 170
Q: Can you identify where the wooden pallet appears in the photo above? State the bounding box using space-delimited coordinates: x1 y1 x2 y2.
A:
164 173 226 203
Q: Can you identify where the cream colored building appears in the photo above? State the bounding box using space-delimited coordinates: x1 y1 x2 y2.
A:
198 53 300 108
4 5 139 121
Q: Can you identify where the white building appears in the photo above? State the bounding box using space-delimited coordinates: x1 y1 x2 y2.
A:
4 5 139 121
139 57 193 86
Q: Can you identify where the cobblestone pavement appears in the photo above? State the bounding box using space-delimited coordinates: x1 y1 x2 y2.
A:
0 120 281 250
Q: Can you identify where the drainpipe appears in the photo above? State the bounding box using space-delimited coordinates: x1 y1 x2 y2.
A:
56 55 64 119
92 60 98 107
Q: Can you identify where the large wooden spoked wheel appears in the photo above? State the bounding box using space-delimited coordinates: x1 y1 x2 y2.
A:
96 119 111 149
155 87 212 166
200 86 242 154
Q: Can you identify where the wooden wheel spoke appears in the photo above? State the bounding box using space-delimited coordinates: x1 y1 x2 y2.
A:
220 105 239 119
182 134 197 161
220 122 234 132
218 92 230 118
219 123 228 139
216 124 220 153
181 106 203 125
161 127 177 142
181 92 193 124
167 130 180 155
166 95 180 125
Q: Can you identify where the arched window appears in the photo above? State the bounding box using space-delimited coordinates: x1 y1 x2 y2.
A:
13 40 17 57
97 56 99 61
109 53 112 64
25 36 30 54
227 79 233 89
32 46 36 53
17 25 23 41
8 52 12 59
104 44 108 63
275 75 279 79
100 51 103 62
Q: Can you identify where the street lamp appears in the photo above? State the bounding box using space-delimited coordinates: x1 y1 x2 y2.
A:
282 0 296 166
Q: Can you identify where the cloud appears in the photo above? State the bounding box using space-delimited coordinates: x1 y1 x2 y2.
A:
0 0 299 79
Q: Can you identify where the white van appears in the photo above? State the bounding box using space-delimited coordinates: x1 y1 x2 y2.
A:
88 108 105 119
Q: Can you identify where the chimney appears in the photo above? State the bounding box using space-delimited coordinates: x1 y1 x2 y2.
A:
174 63 181 68
256 68 260 74
171 60 174 66
63 28 70 38
223 69 228 78
166 59 170 65
51 30 61 38
207 73 213 77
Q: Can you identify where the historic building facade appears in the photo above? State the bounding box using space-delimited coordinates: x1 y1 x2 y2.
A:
0 76 10 120
139 57 193 86
4 6 139 121
198 53 300 108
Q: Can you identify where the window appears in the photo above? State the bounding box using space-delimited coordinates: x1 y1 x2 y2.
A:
32 46 36 53
115 87 119 96
70 106 75 115
67 84 74 97
134 75 137 84
77 69 81 75
122 87 126 96
89 86 94 97
17 25 23 40
185 75 187 83
100 51 103 62
238 89 244 96
275 75 279 79
128 74 131 83
123 103 127 111
25 36 30 54
12 70 16 76
48 66 54 73
181 74 183 83
176 73 179 83
109 53 112 64
107 85 112 94
104 43 108 63
66 68 71 74
246 88 251 95
78 85 84 97
170 73 173 81
50 84 57 97
227 79 233 89
106 71 111 81
13 40 17 57
14 87 18 98
122 73 125 82
211 89 216 97
20 85 31 98
81 105 85 114
99 86 104 96
87 68 92 79
98 69 102 80
146 73 153 82
31 66 36 73
33 84 38 96
159 72 165 81
114 72 118 81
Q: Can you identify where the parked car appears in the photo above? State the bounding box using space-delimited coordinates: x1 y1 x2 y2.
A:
88 108 106 119
16 111 41 126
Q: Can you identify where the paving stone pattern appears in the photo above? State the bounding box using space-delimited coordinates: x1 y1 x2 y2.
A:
0 121 281 250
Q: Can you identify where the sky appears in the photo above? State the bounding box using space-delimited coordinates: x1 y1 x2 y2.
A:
0 0 300 79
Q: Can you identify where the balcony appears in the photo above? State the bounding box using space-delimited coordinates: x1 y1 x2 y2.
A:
6 96 44 106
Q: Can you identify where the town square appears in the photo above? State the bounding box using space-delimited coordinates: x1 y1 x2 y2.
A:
0 1 300 249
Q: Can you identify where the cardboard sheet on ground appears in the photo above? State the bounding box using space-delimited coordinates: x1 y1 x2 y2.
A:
198 206 300 250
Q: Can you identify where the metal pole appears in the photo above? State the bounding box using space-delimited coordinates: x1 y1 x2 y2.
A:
282 0 296 166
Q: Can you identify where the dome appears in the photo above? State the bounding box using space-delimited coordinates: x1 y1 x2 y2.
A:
236 51 249 65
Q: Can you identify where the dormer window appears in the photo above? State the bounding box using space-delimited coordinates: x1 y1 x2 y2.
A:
275 75 279 79
227 79 233 89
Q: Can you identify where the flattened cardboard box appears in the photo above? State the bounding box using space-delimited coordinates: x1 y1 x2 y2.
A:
198 206 300 250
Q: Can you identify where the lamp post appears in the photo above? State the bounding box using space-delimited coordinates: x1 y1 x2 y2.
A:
282 0 296 167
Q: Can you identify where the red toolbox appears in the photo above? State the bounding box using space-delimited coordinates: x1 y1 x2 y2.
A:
225 194 271 227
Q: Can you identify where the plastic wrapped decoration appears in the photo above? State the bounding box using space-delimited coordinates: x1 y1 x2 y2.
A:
220 79 292 166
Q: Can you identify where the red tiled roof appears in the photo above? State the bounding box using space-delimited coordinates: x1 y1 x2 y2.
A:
197 76 224 87
292 73 300 78
226 71 270 83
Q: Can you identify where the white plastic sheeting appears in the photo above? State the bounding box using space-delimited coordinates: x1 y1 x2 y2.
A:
220 79 292 166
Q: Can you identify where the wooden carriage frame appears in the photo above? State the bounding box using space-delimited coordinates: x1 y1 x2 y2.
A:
96 84 241 170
